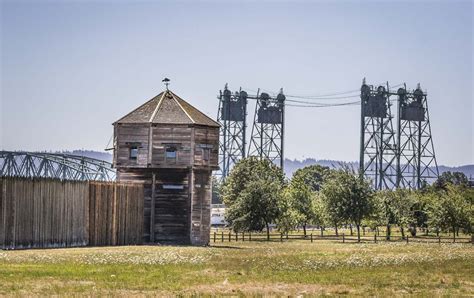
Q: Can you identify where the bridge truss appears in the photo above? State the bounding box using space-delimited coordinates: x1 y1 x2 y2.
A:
0 151 116 181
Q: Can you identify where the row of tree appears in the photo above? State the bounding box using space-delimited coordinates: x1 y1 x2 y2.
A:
220 157 474 241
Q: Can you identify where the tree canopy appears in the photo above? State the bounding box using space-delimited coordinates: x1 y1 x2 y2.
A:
221 157 286 239
221 161 473 240
321 170 375 241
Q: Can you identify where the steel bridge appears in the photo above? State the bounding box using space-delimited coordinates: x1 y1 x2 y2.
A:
0 151 116 181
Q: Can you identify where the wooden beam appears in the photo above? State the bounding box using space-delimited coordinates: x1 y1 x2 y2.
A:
150 173 156 243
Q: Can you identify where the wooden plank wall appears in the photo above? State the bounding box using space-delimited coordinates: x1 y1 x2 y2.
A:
153 170 190 243
116 169 152 242
117 169 191 244
115 124 150 168
151 124 193 167
190 170 212 245
0 177 144 250
88 181 144 246
0 177 88 249
193 126 219 169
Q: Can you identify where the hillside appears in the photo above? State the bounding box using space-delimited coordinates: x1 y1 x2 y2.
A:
68 150 474 179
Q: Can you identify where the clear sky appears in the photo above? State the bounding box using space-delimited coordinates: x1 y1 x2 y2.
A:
1 0 472 166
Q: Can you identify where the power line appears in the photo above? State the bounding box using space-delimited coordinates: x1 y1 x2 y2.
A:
285 94 360 100
286 101 360 108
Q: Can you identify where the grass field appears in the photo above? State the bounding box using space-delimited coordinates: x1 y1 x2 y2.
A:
0 241 473 296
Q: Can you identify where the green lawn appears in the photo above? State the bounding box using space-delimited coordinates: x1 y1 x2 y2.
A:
0 241 473 296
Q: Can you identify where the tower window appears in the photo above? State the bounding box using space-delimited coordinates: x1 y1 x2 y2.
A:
203 149 210 161
129 147 138 160
165 146 177 159
163 184 184 190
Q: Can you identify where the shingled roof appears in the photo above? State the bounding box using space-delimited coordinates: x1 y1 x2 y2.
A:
115 90 220 127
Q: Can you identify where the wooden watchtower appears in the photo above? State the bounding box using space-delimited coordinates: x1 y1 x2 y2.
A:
113 88 219 245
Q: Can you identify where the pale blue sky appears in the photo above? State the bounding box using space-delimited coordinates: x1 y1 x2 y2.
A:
1 0 472 166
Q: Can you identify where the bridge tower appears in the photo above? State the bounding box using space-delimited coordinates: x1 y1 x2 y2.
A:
396 84 438 189
248 89 285 169
359 79 398 189
216 84 248 179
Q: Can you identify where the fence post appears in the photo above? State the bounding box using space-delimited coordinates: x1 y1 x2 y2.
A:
235 232 238 242
228 232 231 242
242 232 245 242
343 233 345 243
280 233 283 242
439 236 441 245
471 235 474 245
310 233 313 243
213 232 216 243
221 232 224 242
374 234 377 244
249 232 252 241
406 236 409 244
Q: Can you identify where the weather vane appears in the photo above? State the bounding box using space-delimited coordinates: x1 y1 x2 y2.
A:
162 77 170 90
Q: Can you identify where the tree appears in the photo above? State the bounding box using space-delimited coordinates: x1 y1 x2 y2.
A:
433 171 469 190
426 185 472 240
287 176 316 236
292 165 331 192
374 189 417 239
275 188 301 234
211 175 222 204
221 157 286 240
321 170 374 242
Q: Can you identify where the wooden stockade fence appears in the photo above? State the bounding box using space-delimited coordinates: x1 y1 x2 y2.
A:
0 177 144 249
88 182 143 246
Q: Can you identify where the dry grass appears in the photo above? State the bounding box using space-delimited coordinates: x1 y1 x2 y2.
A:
0 241 472 296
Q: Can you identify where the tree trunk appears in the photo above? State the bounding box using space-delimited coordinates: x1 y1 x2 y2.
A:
350 225 353 236
266 223 270 241
400 227 405 239
386 224 391 240
456 227 459 237
303 224 307 237
453 226 456 243
356 224 361 243
376 226 380 236
334 222 339 236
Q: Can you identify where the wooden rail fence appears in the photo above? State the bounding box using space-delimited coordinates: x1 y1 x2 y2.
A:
0 177 144 249
212 232 473 245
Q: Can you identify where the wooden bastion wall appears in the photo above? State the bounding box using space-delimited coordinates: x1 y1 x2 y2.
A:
0 177 144 250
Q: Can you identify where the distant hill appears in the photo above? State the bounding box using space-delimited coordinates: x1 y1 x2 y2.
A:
284 158 358 177
65 150 474 179
284 158 474 180
57 150 113 163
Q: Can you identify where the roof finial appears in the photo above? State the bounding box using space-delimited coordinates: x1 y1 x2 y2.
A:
162 77 170 90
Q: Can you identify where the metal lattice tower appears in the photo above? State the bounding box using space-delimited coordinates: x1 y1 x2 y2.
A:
248 89 285 169
0 151 116 181
359 79 398 189
396 84 439 189
216 84 248 179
